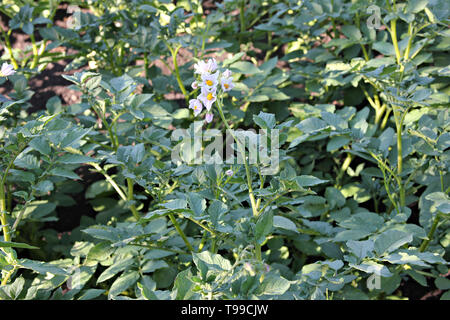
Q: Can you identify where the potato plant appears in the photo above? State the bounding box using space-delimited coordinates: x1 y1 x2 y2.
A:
0 0 449 300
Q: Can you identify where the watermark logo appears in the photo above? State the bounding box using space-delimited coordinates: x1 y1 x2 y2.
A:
171 121 280 175
366 265 382 290
67 5 82 30
367 5 382 30
67 266 82 290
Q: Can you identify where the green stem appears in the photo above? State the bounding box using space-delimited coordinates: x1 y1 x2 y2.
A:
211 238 217 253
403 24 414 61
419 214 441 252
216 100 258 217
390 19 402 66
166 42 188 103
1 266 17 286
29 33 40 70
336 152 353 188
143 53 149 79
6 183 12 214
0 184 10 242
216 99 261 261
392 106 405 207
89 162 127 201
1 29 19 69
168 213 194 252
239 0 246 42
127 178 141 220
0 150 24 243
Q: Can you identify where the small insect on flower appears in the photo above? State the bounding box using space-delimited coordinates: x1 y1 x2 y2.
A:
0 63 15 77
193 58 217 75
199 86 217 111
189 99 203 116
205 113 214 123
225 169 233 176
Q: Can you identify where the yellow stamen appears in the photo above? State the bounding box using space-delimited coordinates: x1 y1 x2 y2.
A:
224 83 229 89
207 93 213 100
206 80 213 86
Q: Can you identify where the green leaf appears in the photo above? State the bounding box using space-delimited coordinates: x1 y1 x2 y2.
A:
325 187 346 208
327 136 350 152
273 216 298 232
373 42 395 56
85 180 114 199
411 89 432 102
29 137 51 155
187 193 206 216
255 211 273 244
253 112 276 129
297 117 329 133
108 271 140 297
258 87 290 100
374 230 413 256
341 25 362 40
349 261 393 277
49 167 80 180
57 154 98 164
335 229 372 241
0 277 25 300
296 175 328 187
117 144 145 164
173 268 196 300
257 274 291 295
0 241 38 250
435 277 450 290
346 240 374 259
230 61 261 74
405 269 428 287
33 180 54 194
137 276 158 300
59 127 91 148
97 258 135 283
161 199 187 210
407 0 429 13
441 290 450 300
192 251 232 280
141 260 169 273
19 259 68 276
78 289 106 300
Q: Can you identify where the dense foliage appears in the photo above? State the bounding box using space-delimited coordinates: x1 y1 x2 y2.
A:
0 0 449 300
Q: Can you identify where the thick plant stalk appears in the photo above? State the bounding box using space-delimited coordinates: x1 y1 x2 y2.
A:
0 184 10 243
390 19 402 65
216 100 261 261
419 214 441 252
239 0 246 43
216 101 258 217
1 29 19 69
168 213 194 253
392 105 406 207
127 178 141 221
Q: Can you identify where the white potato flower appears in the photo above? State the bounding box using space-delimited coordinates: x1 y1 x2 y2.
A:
0 63 15 77
189 98 203 116
193 58 217 75
198 86 217 111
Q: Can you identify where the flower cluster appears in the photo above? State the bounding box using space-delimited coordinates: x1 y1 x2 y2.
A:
188 58 234 123
0 63 15 77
